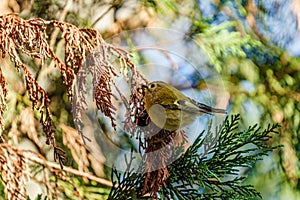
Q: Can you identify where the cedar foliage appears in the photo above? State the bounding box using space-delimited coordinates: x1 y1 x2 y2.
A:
0 13 135 199
108 115 280 199
0 1 285 198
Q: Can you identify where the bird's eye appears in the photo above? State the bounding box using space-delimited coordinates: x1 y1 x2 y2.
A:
149 83 156 89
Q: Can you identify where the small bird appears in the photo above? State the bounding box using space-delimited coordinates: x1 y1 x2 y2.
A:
142 81 227 131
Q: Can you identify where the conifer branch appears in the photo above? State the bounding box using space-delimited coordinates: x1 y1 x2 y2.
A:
109 115 280 199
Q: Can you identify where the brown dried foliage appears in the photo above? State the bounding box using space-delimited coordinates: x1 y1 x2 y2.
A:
0 144 28 200
0 13 147 198
124 68 149 137
0 143 112 200
0 13 187 199
70 28 135 141
61 123 106 179
142 130 187 198
0 67 7 127
0 13 134 163
0 14 68 166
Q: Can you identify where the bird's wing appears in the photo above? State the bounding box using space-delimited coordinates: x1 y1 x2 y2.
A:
159 99 200 113
159 99 226 114
159 102 181 110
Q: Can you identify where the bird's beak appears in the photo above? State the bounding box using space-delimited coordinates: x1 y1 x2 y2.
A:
141 84 148 91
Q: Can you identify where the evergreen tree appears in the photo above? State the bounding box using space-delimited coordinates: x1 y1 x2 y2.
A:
0 0 298 199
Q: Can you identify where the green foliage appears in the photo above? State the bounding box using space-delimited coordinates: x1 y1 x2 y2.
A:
31 0 58 20
193 21 261 73
1 0 297 199
0 180 5 200
108 115 280 199
108 150 145 199
189 2 300 193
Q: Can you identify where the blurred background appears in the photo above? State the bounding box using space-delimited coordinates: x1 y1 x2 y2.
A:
0 0 299 199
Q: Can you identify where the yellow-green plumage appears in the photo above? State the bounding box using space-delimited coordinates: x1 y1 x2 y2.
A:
143 81 226 131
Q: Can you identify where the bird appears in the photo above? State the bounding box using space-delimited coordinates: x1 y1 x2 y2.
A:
142 81 227 131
